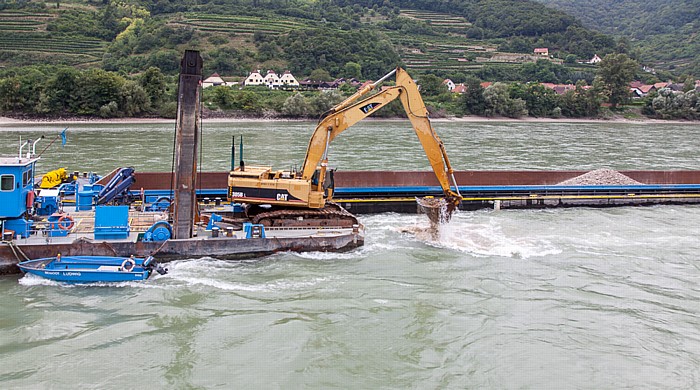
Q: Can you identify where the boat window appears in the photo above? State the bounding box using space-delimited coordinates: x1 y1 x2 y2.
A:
1 174 14 191
23 169 32 186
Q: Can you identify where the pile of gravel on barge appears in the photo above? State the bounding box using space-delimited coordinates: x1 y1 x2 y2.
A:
557 169 643 186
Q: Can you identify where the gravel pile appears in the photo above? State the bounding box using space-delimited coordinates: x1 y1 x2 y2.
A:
557 169 643 186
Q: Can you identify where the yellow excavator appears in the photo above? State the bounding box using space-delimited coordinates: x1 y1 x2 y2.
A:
228 67 462 226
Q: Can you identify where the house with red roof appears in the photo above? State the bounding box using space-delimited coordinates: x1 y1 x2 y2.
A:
452 84 467 94
629 81 669 98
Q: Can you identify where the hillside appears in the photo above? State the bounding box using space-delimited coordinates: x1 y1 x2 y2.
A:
0 0 618 81
535 0 700 76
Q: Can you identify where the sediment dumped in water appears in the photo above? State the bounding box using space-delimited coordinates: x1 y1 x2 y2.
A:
416 197 455 225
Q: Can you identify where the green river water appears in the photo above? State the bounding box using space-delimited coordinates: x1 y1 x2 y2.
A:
0 120 699 389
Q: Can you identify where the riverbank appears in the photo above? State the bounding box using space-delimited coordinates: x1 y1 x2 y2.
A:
1 114 698 126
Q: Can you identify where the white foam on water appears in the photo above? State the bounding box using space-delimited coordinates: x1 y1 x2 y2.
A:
161 258 338 292
18 273 169 289
402 214 561 259
168 275 334 292
292 250 364 261
18 274 64 287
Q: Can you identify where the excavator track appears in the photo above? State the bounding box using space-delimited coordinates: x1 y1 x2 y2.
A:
251 203 359 228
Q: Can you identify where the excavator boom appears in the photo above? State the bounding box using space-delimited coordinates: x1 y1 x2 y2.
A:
300 67 462 207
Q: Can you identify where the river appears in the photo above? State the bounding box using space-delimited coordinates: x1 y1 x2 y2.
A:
0 120 699 389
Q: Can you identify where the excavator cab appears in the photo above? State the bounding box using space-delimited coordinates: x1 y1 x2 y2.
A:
310 168 336 200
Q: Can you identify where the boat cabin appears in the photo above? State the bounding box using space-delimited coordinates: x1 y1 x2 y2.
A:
0 156 38 238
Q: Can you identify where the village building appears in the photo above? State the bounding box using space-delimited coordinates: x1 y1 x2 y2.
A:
534 48 549 56
243 69 300 89
449 82 492 95
452 84 466 94
279 71 299 87
243 70 265 87
443 79 456 91
629 81 669 98
263 70 281 89
202 73 228 88
588 54 602 64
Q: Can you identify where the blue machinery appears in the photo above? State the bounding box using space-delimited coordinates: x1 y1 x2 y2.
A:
143 221 173 242
97 167 135 205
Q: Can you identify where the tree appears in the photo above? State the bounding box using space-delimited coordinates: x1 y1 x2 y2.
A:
509 83 560 117
343 62 362 79
596 53 638 108
645 88 700 120
308 90 344 117
139 67 166 109
41 67 80 114
483 82 527 118
147 49 180 73
281 93 310 117
459 78 486 115
560 81 601 118
309 68 332 81
211 87 235 109
232 90 263 113
417 74 445 97
73 69 125 115
118 80 150 116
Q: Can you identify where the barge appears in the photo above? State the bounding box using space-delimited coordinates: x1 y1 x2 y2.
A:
120 169 700 214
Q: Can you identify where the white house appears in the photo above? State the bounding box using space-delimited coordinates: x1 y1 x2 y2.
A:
244 69 299 89
202 73 227 88
279 70 299 87
262 70 281 89
588 54 602 64
443 79 455 91
243 70 265 86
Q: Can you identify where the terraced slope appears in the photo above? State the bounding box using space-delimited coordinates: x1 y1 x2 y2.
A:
173 13 307 35
0 10 53 32
385 10 497 71
399 10 471 31
0 10 105 66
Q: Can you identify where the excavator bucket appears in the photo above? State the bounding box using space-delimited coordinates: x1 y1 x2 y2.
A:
416 197 458 225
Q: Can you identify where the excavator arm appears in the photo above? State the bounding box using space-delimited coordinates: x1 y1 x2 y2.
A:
300 67 462 208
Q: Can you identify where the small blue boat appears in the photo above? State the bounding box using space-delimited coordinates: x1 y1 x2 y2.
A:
18 255 167 283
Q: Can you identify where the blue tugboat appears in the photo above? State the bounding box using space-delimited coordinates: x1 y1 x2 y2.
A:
18 254 167 283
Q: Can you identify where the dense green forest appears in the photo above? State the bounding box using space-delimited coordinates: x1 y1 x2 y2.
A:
0 0 697 120
535 0 700 76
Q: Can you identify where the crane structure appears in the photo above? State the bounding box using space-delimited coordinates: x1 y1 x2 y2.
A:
228 67 462 226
